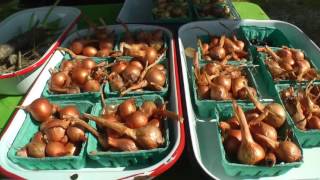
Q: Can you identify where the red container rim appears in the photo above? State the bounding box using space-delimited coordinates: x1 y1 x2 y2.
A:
0 13 80 79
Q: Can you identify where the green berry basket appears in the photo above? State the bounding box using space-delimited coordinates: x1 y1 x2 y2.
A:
275 82 320 147
86 94 170 167
104 57 169 98
239 26 292 48
254 46 318 85
42 53 114 101
191 61 260 119
196 33 254 64
115 29 170 60
7 100 95 170
215 103 303 176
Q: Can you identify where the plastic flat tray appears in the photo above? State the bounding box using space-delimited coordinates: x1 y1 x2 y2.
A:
0 24 184 180
178 20 320 179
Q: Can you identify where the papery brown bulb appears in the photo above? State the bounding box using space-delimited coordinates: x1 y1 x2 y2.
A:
71 67 90 86
83 46 97 57
82 79 100 92
202 63 220 76
60 60 74 72
307 116 320 129
112 61 128 74
130 60 144 70
19 98 54 123
198 85 210 99
27 141 46 158
59 105 80 119
210 84 230 100
70 41 83 55
109 74 125 91
144 47 158 65
209 47 226 60
126 111 148 129
118 99 137 119
141 101 157 118
214 75 232 91
50 72 70 89
67 126 86 142
122 64 142 83
46 142 66 157
146 67 166 90
44 127 66 142
81 58 96 70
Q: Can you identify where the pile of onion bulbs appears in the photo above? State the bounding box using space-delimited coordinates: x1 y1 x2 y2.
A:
152 0 189 19
193 52 257 100
108 57 167 96
48 58 108 94
65 97 183 151
281 81 320 130
69 20 117 58
194 0 231 18
120 29 166 60
199 34 247 62
257 46 320 81
220 101 302 166
17 98 87 158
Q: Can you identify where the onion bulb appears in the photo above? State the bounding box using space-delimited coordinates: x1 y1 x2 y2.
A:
18 98 54 123
118 99 137 118
59 105 80 119
233 101 265 165
45 142 66 157
27 141 46 158
126 111 148 129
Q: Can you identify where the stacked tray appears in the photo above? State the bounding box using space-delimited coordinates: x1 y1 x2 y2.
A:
0 24 184 179
118 0 240 24
178 20 320 179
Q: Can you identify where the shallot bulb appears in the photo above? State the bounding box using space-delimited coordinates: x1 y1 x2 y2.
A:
59 105 80 119
246 87 286 128
118 98 137 118
232 101 265 165
108 137 138 151
18 98 55 123
255 134 302 163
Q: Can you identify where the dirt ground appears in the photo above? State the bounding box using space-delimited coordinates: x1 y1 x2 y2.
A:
235 0 320 46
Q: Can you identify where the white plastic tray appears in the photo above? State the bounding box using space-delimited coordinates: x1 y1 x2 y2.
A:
178 20 320 179
0 24 185 179
0 6 80 95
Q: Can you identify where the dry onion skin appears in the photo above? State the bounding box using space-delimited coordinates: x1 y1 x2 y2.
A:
257 46 320 82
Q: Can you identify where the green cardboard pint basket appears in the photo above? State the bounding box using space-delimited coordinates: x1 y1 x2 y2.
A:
191 62 260 118
7 100 94 170
275 83 320 147
215 103 303 176
86 95 170 167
